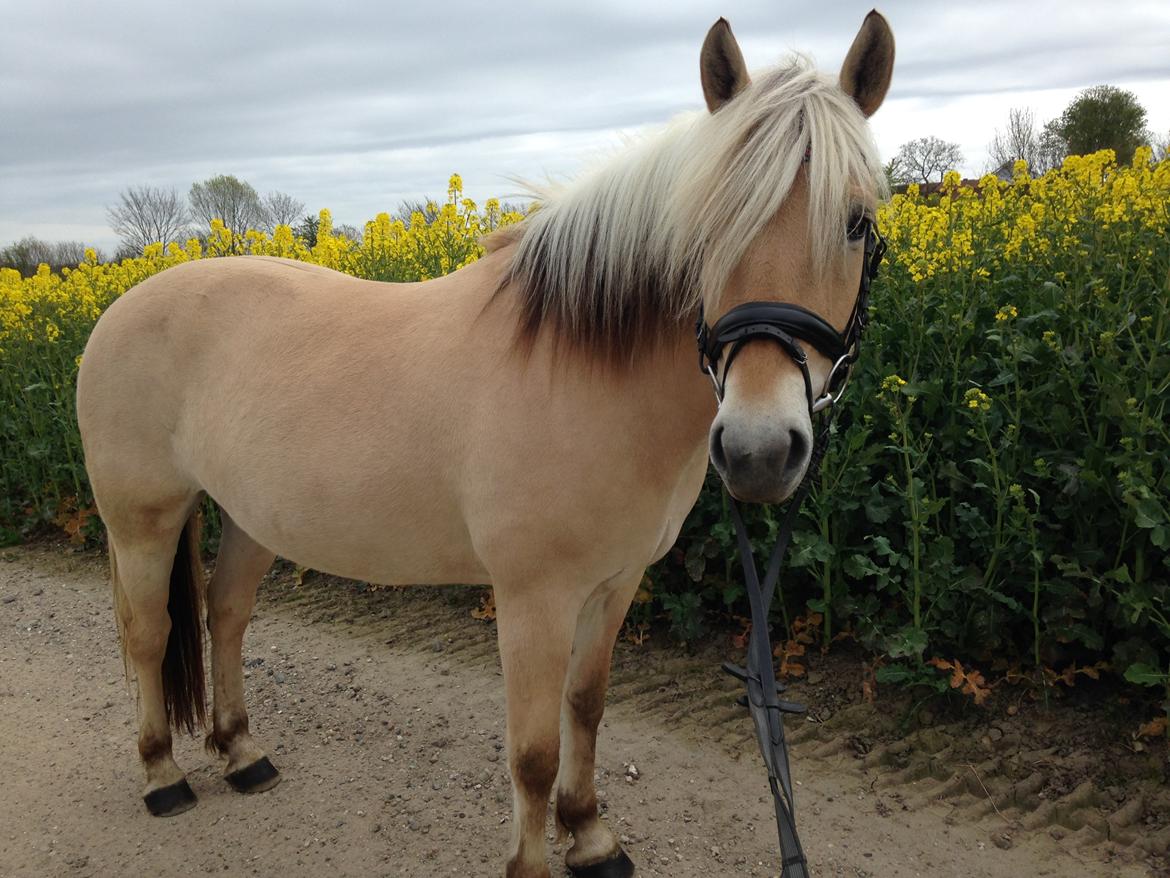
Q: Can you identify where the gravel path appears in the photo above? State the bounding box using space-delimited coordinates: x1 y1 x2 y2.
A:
0 549 1158 877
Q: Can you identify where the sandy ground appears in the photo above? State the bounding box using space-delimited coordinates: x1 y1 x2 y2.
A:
0 548 1163 878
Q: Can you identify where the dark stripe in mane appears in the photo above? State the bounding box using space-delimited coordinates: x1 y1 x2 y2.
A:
499 214 699 364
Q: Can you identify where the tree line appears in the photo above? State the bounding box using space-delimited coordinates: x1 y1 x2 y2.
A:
107 175 310 257
890 84 1168 185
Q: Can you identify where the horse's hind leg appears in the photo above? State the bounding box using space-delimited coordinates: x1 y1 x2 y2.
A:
205 511 279 792
107 498 205 817
555 572 641 877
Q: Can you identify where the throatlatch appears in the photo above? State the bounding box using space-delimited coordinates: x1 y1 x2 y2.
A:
697 219 885 878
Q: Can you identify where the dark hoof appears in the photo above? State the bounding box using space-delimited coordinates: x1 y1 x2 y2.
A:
568 849 635 878
143 778 197 817
225 756 281 794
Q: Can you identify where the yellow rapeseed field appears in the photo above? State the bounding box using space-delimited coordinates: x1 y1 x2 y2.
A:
3 155 1169 696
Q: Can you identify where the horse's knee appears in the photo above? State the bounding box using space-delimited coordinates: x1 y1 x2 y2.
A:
512 739 559 800
124 612 171 663
566 680 606 734
207 604 248 641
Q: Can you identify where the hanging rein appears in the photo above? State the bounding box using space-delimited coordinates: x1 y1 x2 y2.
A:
695 217 886 878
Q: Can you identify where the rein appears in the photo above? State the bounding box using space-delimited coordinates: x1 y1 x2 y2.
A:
696 220 885 877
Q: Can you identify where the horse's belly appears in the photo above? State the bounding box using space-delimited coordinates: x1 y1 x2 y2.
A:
220 482 490 586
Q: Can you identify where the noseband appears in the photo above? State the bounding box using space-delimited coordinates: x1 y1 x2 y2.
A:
696 218 886 413
695 219 886 878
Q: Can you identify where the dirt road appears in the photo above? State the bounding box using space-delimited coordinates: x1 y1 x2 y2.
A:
0 548 1162 877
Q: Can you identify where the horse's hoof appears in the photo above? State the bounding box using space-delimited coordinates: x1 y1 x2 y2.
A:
225 756 281 794
568 849 635 878
143 778 197 817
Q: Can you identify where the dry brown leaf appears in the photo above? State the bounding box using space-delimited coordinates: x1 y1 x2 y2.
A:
1136 716 1167 739
470 590 496 621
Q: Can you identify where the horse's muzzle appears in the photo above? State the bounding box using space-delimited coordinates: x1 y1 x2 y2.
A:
709 420 810 504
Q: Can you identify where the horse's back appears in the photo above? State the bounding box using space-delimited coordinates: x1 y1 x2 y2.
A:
78 255 499 583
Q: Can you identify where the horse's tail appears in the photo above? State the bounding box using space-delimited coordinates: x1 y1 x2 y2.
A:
110 511 207 735
162 513 207 734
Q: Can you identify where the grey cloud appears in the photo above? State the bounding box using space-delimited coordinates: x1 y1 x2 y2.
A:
2 0 1168 249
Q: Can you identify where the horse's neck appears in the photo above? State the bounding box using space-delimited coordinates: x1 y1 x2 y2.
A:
625 328 718 466
465 244 717 468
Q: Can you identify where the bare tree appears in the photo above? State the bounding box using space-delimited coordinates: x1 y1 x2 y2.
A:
893 136 964 184
188 175 265 236
0 236 105 277
988 108 1040 174
394 199 441 228
106 186 190 255
1152 130 1170 163
334 223 363 243
261 190 305 232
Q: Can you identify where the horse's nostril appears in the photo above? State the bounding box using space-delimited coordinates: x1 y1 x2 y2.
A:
785 430 808 476
710 424 728 471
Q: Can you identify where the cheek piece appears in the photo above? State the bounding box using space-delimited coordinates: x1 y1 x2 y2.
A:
693 218 886 878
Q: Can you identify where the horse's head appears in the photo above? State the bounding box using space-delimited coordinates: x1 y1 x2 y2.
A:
698 12 894 503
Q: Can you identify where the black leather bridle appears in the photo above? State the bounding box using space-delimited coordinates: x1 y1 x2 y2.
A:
696 218 885 878
697 217 885 413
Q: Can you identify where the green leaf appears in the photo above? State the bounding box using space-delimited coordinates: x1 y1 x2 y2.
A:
1130 496 1165 530
887 626 928 659
875 664 917 684
865 486 893 524
1124 663 1167 687
844 553 881 580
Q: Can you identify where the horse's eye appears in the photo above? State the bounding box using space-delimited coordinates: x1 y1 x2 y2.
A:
846 211 868 242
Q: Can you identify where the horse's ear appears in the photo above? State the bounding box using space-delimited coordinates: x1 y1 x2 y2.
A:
700 18 750 113
839 10 895 117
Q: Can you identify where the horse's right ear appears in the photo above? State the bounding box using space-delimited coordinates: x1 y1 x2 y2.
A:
839 10 895 117
700 18 750 113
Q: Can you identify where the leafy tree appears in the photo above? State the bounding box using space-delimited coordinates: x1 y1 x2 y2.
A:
882 157 902 192
892 136 963 184
293 214 319 247
188 175 265 236
1035 119 1068 174
106 185 190 255
1052 85 1148 162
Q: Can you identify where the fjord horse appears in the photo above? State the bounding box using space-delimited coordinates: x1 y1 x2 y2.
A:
77 13 894 877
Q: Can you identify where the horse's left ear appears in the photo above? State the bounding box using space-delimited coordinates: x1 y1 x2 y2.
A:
700 18 750 113
839 10 895 117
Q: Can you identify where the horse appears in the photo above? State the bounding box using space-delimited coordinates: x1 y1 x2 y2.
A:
76 12 894 877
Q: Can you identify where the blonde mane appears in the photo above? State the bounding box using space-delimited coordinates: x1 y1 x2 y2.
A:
500 54 886 362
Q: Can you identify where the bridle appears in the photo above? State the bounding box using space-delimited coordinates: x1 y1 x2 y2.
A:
695 218 885 878
696 217 885 414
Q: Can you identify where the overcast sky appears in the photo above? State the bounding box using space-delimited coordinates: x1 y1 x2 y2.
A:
2 0 1167 253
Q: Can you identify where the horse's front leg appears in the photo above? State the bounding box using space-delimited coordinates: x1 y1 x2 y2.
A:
555 571 641 877
495 583 580 878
